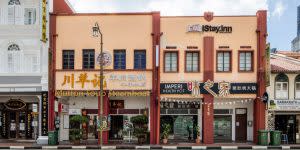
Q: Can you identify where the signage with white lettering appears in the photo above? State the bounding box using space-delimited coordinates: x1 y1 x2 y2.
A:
160 82 257 95
187 24 232 33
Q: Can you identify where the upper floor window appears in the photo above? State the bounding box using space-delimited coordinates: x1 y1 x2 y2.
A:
164 51 178 72
82 49 95 69
185 51 199 72
275 73 289 99
114 50 126 69
134 50 146 69
295 75 300 99
8 0 20 5
24 8 36 25
62 50 74 69
239 51 253 72
217 51 231 72
8 0 21 25
7 44 21 73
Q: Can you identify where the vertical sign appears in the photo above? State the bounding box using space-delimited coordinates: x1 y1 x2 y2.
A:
1 112 6 138
265 43 271 87
26 111 32 138
41 92 48 136
41 0 47 42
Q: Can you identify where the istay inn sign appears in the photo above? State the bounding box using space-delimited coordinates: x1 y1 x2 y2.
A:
187 24 232 33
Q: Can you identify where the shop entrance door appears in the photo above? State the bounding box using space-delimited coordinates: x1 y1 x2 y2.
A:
275 115 296 144
235 108 247 142
214 115 232 142
109 115 123 140
8 111 26 139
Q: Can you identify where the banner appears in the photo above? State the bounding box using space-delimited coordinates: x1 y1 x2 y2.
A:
41 91 48 136
269 100 300 110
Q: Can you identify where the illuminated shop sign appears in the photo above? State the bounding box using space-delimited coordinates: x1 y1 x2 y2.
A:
187 24 232 33
160 81 257 96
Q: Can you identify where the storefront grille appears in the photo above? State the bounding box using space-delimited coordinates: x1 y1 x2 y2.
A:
160 109 198 115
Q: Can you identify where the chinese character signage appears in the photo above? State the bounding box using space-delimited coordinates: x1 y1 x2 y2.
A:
41 91 48 136
56 72 152 90
41 0 47 43
160 102 201 109
160 82 257 96
269 100 300 111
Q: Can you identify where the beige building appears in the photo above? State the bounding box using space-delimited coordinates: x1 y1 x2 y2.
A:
267 53 300 144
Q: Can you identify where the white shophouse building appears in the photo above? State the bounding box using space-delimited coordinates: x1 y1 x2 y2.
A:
0 0 48 142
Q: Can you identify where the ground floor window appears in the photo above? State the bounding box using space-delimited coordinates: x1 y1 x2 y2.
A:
275 115 298 144
0 102 38 139
214 115 232 142
160 115 198 142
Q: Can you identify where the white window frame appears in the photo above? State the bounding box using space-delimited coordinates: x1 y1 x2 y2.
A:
275 82 289 99
295 82 300 99
24 8 36 25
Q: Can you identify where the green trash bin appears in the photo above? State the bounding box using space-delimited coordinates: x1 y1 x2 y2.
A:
270 130 281 146
258 130 269 145
48 131 58 145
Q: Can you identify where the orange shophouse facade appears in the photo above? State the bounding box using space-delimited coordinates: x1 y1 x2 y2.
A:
50 0 267 145
49 1 160 144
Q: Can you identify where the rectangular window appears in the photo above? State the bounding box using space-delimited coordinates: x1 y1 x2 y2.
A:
134 50 146 69
24 8 36 25
82 49 95 69
296 83 300 99
62 50 74 69
185 51 199 72
239 51 253 71
275 82 288 99
164 51 178 72
217 51 231 72
114 50 126 69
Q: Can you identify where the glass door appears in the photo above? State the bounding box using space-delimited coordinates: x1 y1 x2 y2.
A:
214 115 232 142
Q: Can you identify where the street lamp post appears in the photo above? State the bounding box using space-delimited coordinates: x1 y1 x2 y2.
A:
92 22 104 146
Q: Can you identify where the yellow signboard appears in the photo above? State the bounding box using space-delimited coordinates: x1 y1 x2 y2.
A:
41 0 47 43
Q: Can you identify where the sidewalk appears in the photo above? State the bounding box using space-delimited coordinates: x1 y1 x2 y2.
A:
0 141 297 149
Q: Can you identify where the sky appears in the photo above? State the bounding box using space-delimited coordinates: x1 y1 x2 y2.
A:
67 0 300 51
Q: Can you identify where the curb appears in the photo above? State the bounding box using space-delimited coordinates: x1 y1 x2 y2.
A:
0 145 293 149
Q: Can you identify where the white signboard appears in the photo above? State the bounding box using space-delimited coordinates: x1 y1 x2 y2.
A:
32 104 38 113
68 109 81 115
269 100 300 110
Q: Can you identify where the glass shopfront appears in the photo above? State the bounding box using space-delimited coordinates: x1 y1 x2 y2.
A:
275 115 297 144
214 115 232 142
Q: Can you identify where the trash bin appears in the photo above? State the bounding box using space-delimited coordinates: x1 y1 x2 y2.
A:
270 130 281 146
258 130 269 145
48 131 58 145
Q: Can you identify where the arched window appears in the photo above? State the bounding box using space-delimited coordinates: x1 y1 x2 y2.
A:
275 73 289 99
8 0 20 5
295 75 300 99
7 44 21 73
8 0 21 25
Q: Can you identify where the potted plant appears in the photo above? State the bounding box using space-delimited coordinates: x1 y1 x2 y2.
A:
195 125 201 144
162 123 171 144
69 115 88 144
131 115 148 144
